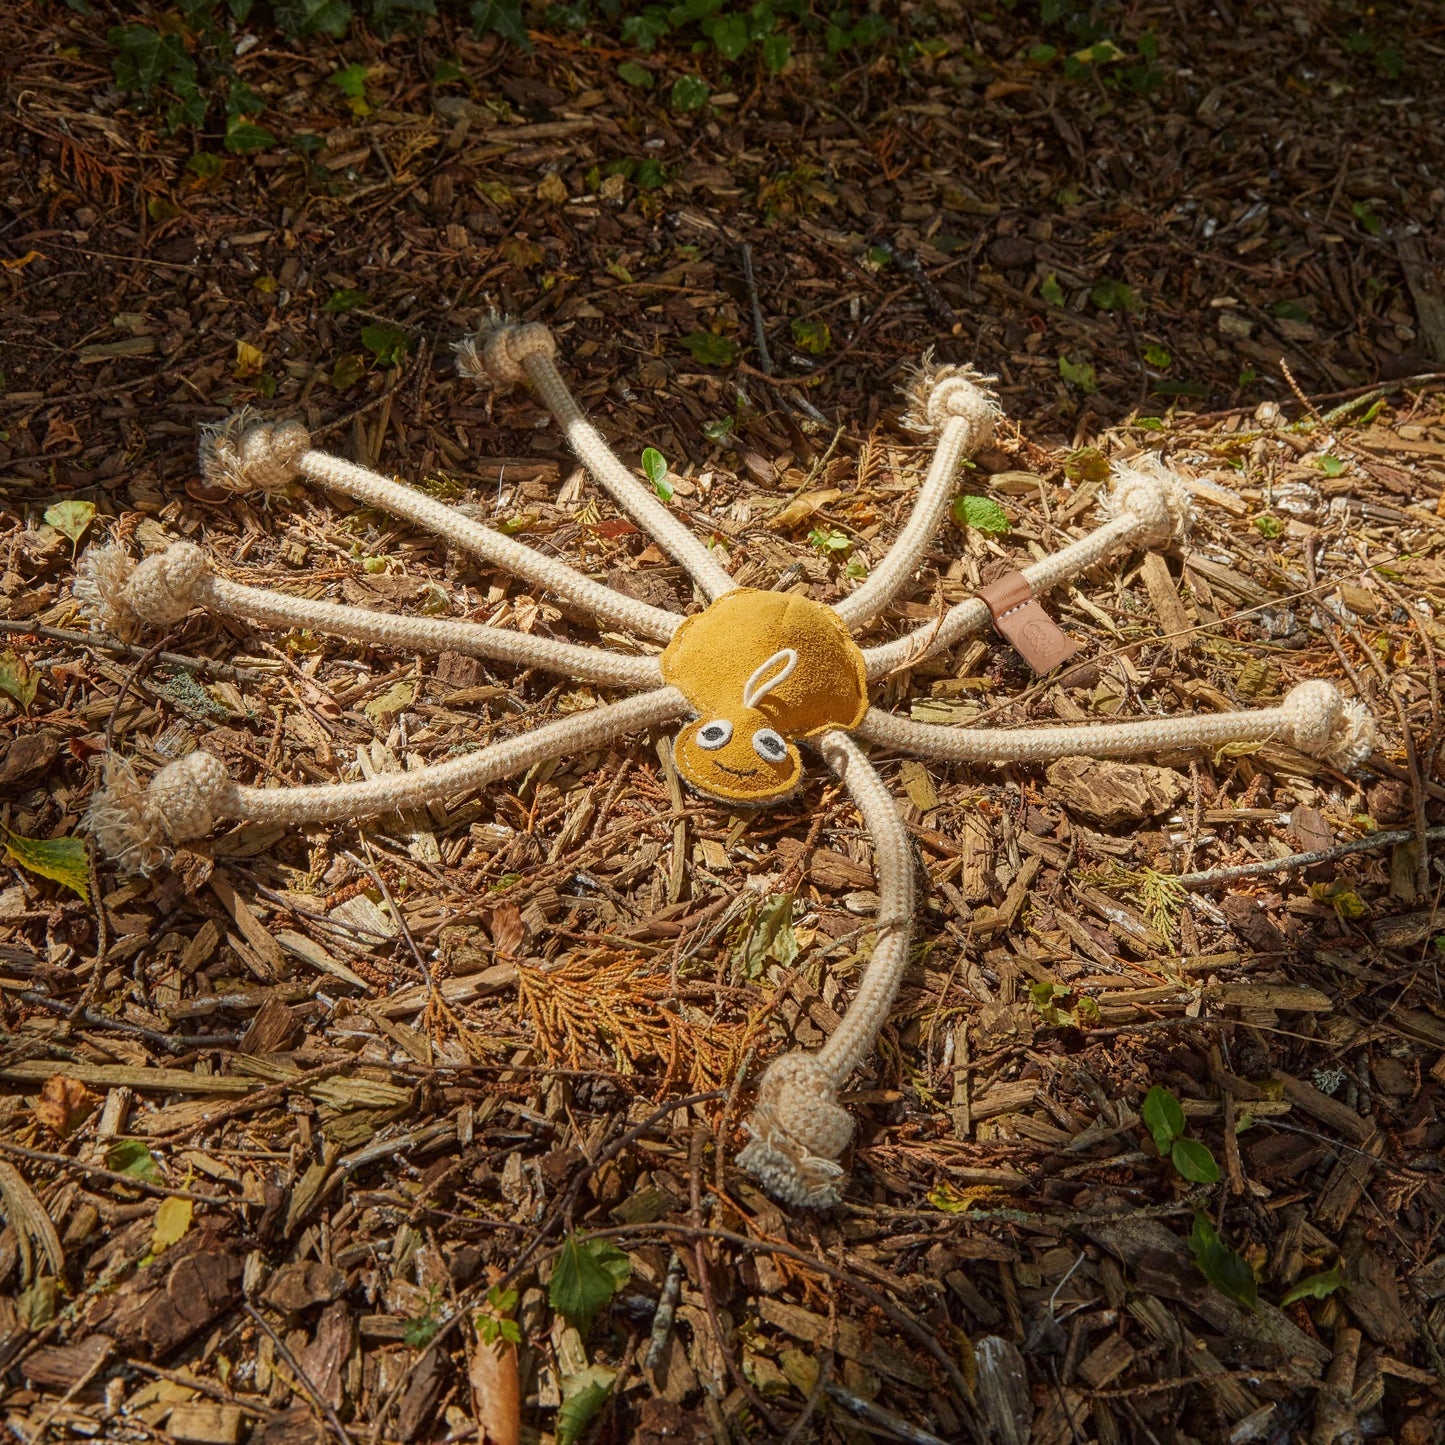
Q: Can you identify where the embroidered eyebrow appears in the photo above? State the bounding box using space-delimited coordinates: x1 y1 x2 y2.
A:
741 647 798 709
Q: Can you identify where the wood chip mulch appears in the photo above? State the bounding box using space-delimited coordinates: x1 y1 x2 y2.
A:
2 2 1444 1442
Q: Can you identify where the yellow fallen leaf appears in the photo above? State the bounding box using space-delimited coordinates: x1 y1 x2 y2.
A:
363 679 415 726
234 340 265 379
4 833 89 901
151 1195 193 1256
769 488 841 531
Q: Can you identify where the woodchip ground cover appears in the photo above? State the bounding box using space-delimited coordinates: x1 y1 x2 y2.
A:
1 1 1444 1440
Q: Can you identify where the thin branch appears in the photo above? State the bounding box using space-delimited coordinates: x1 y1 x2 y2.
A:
0 1140 237 1205
243 1302 353 1445
1175 827 1445 891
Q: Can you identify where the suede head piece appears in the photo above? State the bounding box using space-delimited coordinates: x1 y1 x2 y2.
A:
74 322 1381 1211
662 589 869 803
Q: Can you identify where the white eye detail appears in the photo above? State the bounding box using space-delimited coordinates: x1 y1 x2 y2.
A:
752 728 788 763
696 720 733 750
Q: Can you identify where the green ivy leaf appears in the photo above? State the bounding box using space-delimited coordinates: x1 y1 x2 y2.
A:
1143 343 1173 369
640 447 672 502
705 13 749 61
272 0 353 37
44 499 96 549
330 62 369 99
361 325 409 367
951 495 1011 534
790 318 831 355
630 157 665 190
679 332 737 367
4 833 89 900
548 1234 631 1335
1171 1137 1221 1184
1188 1213 1257 1310
622 10 671 50
224 119 275 154
556 1365 616 1445
470 0 532 50
1040 272 1065 306
702 416 734 442
1142 1084 1186 1154
617 60 653 88
1317 455 1346 477
324 288 368 313
761 33 791 71
1090 278 1143 313
1058 355 1097 393
1281 1265 1348 1306
1351 200 1382 237
106 1138 163 1184
108 25 186 96
670 74 710 112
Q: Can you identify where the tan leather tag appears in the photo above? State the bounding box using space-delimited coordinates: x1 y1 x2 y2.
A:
976 571 1078 674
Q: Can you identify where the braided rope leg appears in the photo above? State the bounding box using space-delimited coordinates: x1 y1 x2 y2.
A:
833 363 999 631
75 543 662 690
88 687 689 874
737 729 915 1208
857 681 1379 771
195 413 682 643
862 459 1194 678
461 320 737 603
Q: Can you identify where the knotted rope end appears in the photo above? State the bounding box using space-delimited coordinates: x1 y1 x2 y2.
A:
74 545 141 640
199 410 310 493
89 750 237 875
1105 456 1194 548
74 542 211 638
901 351 1001 447
1283 682 1379 771
457 314 558 387
88 754 172 875
736 1053 853 1208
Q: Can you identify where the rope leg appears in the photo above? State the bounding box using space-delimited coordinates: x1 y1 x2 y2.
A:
737 729 915 1208
75 543 662 690
832 364 998 630
88 687 689 875
463 322 738 603
861 459 1193 678
195 413 682 642
856 682 1378 771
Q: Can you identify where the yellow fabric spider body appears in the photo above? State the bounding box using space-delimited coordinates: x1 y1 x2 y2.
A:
661 589 869 804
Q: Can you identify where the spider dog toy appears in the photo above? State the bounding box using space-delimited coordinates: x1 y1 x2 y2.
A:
76 321 1377 1206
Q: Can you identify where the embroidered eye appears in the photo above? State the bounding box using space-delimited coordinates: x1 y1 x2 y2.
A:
696 720 733 750
752 728 788 763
